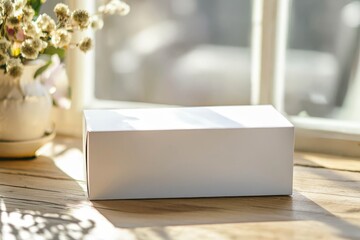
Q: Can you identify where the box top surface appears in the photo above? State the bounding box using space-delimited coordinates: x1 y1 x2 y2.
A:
83 105 293 132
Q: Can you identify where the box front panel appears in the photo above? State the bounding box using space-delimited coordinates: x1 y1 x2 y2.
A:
88 128 293 200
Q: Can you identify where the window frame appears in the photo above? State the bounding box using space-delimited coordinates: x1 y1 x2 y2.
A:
61 0 360 157
254 0 360 157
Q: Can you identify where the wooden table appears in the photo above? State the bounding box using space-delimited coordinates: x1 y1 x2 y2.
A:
0 136 359 239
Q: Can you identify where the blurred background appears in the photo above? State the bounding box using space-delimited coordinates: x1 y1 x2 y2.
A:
91 0 359 123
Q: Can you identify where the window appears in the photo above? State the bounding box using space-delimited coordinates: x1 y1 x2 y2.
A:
63 0 360 156
285 0 360 123
94 0 252 106
284 0 360 156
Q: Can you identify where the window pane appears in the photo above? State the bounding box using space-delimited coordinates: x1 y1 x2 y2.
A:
95 0 252 106
285 0 360 124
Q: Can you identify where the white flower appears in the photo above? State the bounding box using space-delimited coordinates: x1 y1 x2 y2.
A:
99 0 130 16
30 38 47 51
51 28 71 48
14 0 27 11
21 39 39 59
36 13 56 33
71 9 90 29
22 5 35 22
0 38 11 53
6 15 20 28
90 15 104 30
6 58 23 78
23 22 41 38
1 0 14 16
54 3 70 22
78 37 92 52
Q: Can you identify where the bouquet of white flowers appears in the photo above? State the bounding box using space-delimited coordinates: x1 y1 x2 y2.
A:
0 0 129 78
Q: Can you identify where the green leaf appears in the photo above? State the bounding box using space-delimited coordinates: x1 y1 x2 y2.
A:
43 46 66 60
34 59 52 78
28 0 43 17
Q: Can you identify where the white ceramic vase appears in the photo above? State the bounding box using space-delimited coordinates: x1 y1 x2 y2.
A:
0 61 52 141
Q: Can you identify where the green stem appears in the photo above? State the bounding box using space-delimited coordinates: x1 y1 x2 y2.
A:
1 16 7 40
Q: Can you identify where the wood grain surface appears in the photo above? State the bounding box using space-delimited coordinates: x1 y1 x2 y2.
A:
0 136 359 239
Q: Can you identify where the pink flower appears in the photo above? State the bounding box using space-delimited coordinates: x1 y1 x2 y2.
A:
6 26 25 42
6 26 15 37
15 28 25 41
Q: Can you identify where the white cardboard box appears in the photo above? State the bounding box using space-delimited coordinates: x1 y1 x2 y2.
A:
83 105 294 200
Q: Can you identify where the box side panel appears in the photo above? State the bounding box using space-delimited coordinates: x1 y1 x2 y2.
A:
85 133 91 198
288 127 295 194
82 115 87 162
88 127 294 200
82 115 91 198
